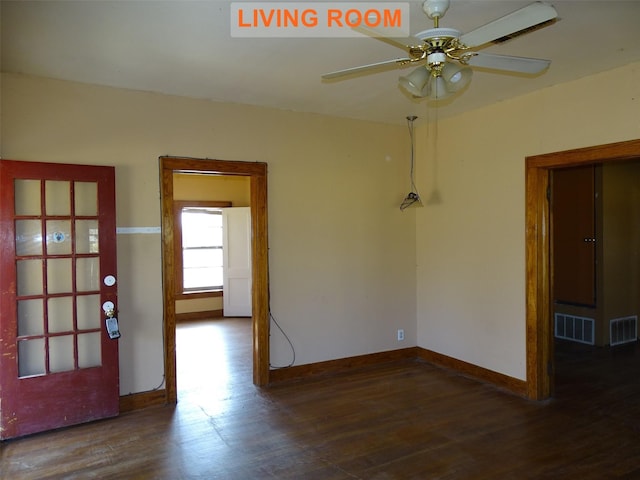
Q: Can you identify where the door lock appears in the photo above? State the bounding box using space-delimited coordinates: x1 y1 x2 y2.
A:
102 301 120 339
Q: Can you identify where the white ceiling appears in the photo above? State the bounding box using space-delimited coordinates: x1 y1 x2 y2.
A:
3 1 640 125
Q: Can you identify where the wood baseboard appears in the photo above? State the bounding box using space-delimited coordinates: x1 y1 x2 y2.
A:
175 310 223 322
269 347 420 383
120 349 526 411
416 347 527 397
119 389 167 413
269 346 527 398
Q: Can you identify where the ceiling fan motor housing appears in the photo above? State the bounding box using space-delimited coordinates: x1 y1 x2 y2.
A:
415 28 462 75
416 28 461 50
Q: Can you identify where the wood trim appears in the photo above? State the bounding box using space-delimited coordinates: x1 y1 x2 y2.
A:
250 168 270 386
268 347 526 397
176 310 224 322
119 390 166 413
416 348 527 397
172 200 183 294
160 162 178 404
269 348 420 383
175 290 222 301
123 347 524 410
524 164 551 400
526 139 640 169
162 157 267 176
525 138 640 400
160 156 270 405
174 200 232 209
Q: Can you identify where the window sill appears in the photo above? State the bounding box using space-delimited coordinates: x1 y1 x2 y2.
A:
176 290 223 300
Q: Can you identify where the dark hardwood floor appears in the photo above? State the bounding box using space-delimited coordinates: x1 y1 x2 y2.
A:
2 318 640 479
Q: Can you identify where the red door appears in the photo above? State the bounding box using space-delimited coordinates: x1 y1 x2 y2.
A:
0 159 119 439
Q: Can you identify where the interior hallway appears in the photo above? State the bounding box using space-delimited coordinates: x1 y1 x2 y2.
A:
2 318 640 478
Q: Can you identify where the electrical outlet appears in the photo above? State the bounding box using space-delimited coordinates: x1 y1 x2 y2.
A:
397 329 405 341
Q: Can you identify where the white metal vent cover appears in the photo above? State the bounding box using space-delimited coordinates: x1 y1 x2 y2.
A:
610 315 638 346
554 313 595 345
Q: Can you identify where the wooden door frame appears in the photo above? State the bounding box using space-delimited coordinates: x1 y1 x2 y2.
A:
160 157 269 404
525 138 640 400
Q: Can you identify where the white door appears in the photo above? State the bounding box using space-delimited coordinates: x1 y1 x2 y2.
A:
222 207 252 317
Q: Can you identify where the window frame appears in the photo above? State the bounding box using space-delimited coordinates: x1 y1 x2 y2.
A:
173 200 231 299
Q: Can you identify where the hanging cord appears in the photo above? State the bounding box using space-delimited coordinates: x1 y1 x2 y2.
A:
434 97 439 167
427 94 441 204
408 116 418 194
400 115 422 211
267 266 296 369
269 310 296 369
151 375 166 391
422 93 442 205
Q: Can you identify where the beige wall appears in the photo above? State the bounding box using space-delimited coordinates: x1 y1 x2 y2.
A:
3 61 639 394
173 172 250 205
415 62 640 380
1 73 416 394
173 173 250 315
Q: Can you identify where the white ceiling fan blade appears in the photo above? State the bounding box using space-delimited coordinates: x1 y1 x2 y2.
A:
353 24 423 51
322 58 416 80
466 52 551 74
459 2 557 48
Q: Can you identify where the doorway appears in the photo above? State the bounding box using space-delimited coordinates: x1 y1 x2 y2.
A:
160 157 269 404
525 138 640 400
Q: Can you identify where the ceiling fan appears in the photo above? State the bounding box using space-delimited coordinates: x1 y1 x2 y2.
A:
322 0 558 100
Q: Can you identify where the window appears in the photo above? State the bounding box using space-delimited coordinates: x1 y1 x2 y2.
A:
182 207 223 291
174 201 231 296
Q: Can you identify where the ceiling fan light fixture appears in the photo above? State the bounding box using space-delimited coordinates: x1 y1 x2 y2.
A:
399 66 430 97
441 62 473 93
401 60 472 100
427 75 452 100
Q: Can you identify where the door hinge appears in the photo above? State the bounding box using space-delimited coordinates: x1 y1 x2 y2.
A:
546 185 551 202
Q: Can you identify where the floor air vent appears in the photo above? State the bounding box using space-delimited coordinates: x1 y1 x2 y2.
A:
554 313 595 345
610 316 638 346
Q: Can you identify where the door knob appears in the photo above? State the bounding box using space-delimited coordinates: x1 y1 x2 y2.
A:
102 301 115 318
